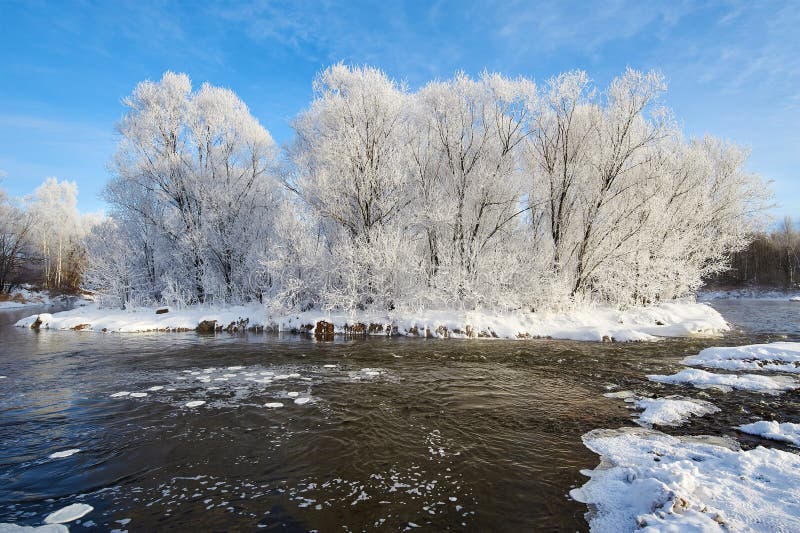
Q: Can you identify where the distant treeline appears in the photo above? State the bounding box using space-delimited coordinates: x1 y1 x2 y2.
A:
707 217 799 289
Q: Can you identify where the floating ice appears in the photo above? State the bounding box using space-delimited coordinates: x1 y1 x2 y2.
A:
647 368 797 393
227 366 243 370
0 376 7 379
109 391 130 398
288 373 301 378
634 397 719 427
49 449 80 459
264 402 284 408
571 427 800 532
185 401 206 408
0 524 68 532
683 342 800 373
44 503 94 524
129 392 148 398
323 364 337 368
287 392 300 398
294 397 310 405
147 386 164 391
738 420 800 446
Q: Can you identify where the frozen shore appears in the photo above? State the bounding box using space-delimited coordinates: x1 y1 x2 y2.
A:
14 301 729 341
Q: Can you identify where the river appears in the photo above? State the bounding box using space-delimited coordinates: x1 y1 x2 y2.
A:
0 300 798 531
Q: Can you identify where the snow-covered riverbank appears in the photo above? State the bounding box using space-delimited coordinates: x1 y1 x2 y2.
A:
14 300 728 341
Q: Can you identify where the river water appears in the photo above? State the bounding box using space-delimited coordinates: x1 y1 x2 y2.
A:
0 301 798 531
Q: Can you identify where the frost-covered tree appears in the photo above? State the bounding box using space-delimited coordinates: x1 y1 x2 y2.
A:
0 188 33 292
26 178 97 290
102 72 281 305
91 66 768 312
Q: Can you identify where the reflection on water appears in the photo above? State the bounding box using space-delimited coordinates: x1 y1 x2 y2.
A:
0 301 798 531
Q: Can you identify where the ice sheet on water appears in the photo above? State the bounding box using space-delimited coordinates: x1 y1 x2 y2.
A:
44 503 93 524
264 402 284 408
185 401 205 408
294 397 310 405
683 342 800 373
571 427 800 532
0 524 68 532
634 397 719 427
647 368 797 393
738 420 800 446
48 449 80 459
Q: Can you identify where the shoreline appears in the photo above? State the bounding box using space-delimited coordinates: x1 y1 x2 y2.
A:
15 300 729 342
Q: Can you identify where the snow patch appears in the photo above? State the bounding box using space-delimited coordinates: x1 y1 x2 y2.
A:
634 397 720 427
571 427 800 532
738 420 800 447
647 368 797 393
683 342 800 373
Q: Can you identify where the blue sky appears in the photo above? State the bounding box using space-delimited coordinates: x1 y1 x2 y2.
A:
1 0 798 218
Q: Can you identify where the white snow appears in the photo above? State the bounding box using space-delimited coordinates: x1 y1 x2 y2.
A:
570 428 800 532
647 368 798 393
263 402 284 408
683 342 800 373
633 397 719 427
0 286 54 310
43 503 93 524
48 449 80 459
738 420 800 447
14 301 728 342
184 401 206 408
14 303 266 333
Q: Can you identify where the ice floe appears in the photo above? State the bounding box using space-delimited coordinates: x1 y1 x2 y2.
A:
109 391 130 398
738 420 800 447
184 401 206 408
633 397 719 427
294 397 310 405
0 524 68 532
147 386 164 391
571 428 800 532
264 402 284 408
286 392 300 398
43 503 93 524
647 368 797 393
683 342 800 373
128 392 148 398
48 449 80 459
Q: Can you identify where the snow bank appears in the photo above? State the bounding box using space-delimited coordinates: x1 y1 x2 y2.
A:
14 301 728 341
0 287 53 310
633 397 719 427
738 421 800 447
570 427 800 532
15 303 266 333
648 368 797 393
683 342 800 373
276 301 727 342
